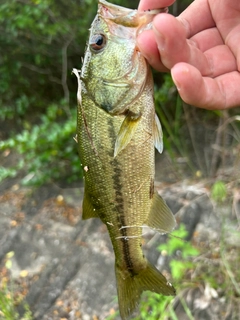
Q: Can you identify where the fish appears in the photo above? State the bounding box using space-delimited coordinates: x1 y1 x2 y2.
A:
73 0 176 318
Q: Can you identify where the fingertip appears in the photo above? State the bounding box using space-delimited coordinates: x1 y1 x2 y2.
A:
152 14 189 70
171 63 191 90
153 12 184 38
137 30 168 71
153 12 175 28
171 63 231 110
137 30 156 63
171 63 204 105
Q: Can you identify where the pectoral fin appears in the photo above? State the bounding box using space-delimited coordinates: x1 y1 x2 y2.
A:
146 192 176 233
82 191 99 220
114 111 141 157
153 114 163 153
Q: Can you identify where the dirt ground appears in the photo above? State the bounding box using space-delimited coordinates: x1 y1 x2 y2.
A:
0 150 240 319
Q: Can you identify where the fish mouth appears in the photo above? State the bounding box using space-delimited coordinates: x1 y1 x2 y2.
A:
99 0 167 29
80 0 156 115
93 3 156 115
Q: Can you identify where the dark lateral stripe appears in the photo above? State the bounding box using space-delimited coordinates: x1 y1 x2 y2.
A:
112 161 135 275
107 118 135 275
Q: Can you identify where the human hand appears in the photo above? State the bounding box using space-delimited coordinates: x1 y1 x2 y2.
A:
138 0 240 110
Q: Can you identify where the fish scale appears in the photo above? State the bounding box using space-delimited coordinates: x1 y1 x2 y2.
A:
73 1 176 318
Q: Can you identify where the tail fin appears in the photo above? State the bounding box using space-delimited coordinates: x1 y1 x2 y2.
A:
115 262 176 320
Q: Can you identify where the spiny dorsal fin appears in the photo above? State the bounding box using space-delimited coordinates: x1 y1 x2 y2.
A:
153 113 163 153
114 111 141 157
82 191 99 220
146 192 176 233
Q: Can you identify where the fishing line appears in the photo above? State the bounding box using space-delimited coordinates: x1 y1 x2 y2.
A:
115 231 149 240
118 224 185 242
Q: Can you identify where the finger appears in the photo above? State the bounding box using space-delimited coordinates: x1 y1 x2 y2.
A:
138 0 175 11
224 25 240 72
179 0 215 37
190 28 223 52
204 45 237 77
211 2 240 39
184 1 240 71
171 63 240 109
137 30 169 72
153 14 211 75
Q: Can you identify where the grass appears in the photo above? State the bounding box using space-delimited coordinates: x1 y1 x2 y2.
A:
0 252 33 320
106 217 240 320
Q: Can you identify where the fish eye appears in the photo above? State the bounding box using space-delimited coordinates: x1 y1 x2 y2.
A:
90 34 106 52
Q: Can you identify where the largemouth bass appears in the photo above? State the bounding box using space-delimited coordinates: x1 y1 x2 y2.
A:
73 1 176 318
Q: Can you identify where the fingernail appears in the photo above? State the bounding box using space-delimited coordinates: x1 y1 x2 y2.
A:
171 72 181 91
172 65 190 91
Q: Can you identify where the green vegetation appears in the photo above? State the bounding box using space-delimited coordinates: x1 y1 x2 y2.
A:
159 224 199 280
135 221 240 319
0 0 101 185
211 180 227 203
0 0 239 316
106 224 199 319
106 222 240 319
0 0 239 186
132 224 199 320
0 252 33 320
0 104 79 186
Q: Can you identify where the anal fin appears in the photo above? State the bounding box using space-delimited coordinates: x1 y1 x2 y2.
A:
146 192 176 233
82 191 99 220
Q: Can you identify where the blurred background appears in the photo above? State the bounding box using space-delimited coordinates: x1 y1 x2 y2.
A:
0 0 239 319
0 0 239 186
